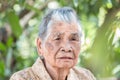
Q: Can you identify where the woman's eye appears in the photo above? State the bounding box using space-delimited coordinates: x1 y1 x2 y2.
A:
70 37 79 41
55 37 61 40
71 38 76 41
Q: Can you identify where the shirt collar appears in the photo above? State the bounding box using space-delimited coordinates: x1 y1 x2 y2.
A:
32 58 52 80
32 57 79 80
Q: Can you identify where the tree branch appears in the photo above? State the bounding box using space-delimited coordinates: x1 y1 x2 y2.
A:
20 0 54 28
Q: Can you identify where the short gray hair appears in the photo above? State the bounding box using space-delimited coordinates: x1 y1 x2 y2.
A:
38 7 82 40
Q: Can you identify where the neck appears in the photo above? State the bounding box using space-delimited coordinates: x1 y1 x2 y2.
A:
44 61 70 80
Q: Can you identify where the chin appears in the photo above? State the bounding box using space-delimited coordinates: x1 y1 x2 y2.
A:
57 63 74 69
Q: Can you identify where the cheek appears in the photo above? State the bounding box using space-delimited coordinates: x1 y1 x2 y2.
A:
73 43 81 52
74 44 80 63
73 43 81 57
76 44 81 52
54 41 61 46
45 42 54 51
44 42 54 61
45 41 61 51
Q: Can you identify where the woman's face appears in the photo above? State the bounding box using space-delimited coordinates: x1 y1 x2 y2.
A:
38 21 81 69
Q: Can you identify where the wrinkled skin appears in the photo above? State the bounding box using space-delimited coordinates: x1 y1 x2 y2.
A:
37 21 81 69
37 21 81 80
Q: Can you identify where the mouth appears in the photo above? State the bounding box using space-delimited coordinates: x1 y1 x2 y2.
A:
57 57 73 60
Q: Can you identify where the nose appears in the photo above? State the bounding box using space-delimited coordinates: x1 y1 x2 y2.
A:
60 42 72 52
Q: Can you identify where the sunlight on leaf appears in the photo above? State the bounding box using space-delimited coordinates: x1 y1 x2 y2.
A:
7 11 22 38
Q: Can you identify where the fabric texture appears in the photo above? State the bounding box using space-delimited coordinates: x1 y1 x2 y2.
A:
10 58 96 80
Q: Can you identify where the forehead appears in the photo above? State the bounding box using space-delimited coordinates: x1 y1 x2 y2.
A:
48 21 80 33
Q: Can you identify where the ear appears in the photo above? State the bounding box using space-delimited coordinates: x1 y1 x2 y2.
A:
36 37 43 56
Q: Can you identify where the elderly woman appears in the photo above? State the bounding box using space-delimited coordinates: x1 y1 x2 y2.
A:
10 7 96 80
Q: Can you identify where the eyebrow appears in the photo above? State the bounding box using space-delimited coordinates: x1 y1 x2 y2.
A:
70 32 81 37
52 32 63 36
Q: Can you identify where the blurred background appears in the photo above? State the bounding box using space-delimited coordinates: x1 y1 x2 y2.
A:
0 0 120 80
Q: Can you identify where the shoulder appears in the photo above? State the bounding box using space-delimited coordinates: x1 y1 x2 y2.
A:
72 66 96 80
9 67 34 80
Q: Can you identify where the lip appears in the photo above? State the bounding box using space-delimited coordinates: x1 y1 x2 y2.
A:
57 57 73 60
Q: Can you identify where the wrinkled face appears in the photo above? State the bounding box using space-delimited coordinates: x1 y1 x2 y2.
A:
37 21 81 69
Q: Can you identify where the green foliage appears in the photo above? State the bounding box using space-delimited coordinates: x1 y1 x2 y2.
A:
0 0 120 79
0 43 6 51
7 11 22 38
0 60 5 77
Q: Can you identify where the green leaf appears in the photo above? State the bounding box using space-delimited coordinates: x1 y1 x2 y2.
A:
24 3 41 14
18 0 25 5
7 11 22 38
6 37 13 47
0 61 5 77
0 42 6 51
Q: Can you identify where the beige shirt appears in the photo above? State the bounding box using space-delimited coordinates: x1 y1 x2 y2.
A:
10 58 96 80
